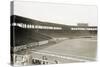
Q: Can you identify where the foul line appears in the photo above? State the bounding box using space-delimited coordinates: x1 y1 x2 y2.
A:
30 50 92 62
30 49 95 61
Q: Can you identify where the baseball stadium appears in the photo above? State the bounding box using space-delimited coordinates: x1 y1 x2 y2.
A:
11 15 97 65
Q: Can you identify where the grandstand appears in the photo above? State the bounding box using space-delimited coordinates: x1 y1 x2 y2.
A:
11 15 97 65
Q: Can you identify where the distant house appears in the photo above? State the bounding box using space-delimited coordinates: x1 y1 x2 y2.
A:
77 23 88 27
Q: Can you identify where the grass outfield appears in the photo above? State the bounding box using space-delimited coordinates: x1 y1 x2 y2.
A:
16 37 97 64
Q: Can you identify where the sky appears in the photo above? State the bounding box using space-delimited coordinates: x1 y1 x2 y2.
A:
14 1 98 26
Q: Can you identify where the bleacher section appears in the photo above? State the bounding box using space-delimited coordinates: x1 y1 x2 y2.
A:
15 26 52 46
